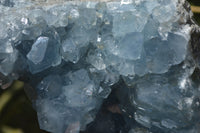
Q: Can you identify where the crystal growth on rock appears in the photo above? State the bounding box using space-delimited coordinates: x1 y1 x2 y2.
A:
0 0 200 133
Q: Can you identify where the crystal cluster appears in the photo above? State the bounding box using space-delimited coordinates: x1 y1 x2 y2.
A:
0 0 200 133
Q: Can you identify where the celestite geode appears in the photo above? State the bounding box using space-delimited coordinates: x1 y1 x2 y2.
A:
0 0 200 133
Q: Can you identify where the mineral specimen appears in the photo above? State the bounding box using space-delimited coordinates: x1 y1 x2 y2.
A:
0 0 200 133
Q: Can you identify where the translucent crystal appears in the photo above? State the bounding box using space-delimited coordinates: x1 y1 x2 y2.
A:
116 32 143 60
112 10 148 37
0 0 199 133
61 38 80 63
0 50 18 75
63 69 96 108
36 69 98 132
132 65 197 130
26 28 61 74
27 37 49 64
86 49 106 70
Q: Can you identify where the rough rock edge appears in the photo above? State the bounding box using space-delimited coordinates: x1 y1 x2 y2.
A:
183 0 200 69
176 0 200 69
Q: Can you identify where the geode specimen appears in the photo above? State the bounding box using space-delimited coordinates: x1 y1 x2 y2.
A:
0 0 200 133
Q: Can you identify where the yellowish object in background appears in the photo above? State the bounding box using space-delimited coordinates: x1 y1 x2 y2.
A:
0 81 24 114
191 5 200 13
1 126 24 133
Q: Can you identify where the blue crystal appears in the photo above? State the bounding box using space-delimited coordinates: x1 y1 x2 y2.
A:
116 32 144 60
26 28 61 74
27 36 49 64
0 0 199 133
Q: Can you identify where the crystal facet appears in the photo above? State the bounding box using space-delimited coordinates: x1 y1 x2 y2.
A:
0 0 200 133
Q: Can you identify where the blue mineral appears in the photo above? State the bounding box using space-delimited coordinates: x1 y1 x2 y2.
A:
0 0 200 133
61 38 81 63
26 28 61 74
133 66 196 130
27 37 49 64
116 32 143 60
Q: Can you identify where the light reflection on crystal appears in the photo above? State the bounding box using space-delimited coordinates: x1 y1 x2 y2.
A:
0 0 200 133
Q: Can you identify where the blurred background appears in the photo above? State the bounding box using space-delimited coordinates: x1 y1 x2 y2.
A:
0 0 200 133
0 81 48 133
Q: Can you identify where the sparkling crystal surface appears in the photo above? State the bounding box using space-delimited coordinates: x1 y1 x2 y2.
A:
0 0 200 133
